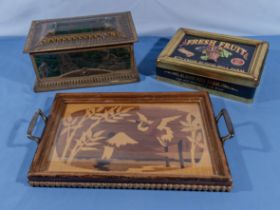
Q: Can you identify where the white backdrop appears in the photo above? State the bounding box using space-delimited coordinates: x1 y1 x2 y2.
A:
0 0 279 36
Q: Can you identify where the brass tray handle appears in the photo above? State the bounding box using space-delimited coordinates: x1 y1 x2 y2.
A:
216 109 234 143
27 109 48 143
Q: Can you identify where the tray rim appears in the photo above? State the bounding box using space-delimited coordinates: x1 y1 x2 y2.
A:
27 92 232 191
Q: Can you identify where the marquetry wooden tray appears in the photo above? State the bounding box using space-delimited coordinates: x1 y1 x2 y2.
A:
27 92 234 191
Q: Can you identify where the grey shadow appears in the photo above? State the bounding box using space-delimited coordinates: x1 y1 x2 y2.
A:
255 49 280 103
7 97 54 185
209 96 227 114
210 97 271 192
227 121 271 192
137 37 170 76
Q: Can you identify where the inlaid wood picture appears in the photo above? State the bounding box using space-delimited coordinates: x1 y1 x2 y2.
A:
27 92 233 191
47 103 213 176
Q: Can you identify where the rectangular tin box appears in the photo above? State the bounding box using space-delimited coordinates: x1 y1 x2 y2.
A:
156 28 269 102
26 92 234 191
24 12 139 92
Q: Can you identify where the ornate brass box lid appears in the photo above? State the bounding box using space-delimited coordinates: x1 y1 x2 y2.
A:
157 28 269 88
24 11 137 53
26 92 234 191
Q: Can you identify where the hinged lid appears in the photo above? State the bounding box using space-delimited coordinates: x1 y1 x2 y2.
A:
157 28 269 88
24 11 137 53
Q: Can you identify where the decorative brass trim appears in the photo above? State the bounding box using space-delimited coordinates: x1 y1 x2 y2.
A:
157 28 269 88
29 181 231 192
34 71 139 92
38 31 124 47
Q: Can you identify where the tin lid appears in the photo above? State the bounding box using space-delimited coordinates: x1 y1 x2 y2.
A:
157 28 269 88
24 12 137 53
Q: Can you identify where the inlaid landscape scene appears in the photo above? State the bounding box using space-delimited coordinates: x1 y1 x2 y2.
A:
47 103 214 176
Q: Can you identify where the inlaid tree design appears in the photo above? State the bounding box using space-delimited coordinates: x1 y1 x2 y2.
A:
54 105 208 170
58 106 135 163
180 114 205 165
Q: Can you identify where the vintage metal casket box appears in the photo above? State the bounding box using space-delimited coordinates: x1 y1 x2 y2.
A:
157 28 269 102
27 92 234 191
24 12 139 91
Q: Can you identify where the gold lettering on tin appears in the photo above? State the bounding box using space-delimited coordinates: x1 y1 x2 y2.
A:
182 39 249 60
218 42 248 60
